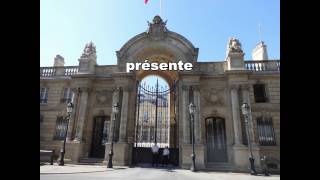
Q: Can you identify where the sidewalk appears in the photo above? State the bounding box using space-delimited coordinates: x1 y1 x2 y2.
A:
40 164 280 180
40 164 127 174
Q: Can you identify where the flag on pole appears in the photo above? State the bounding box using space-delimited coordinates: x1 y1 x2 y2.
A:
144 0 162 17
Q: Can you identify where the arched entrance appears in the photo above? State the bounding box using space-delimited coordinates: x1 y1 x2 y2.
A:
113 15 199 167
132 73 179 166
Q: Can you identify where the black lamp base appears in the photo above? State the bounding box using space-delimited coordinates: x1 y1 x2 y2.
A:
107 153 113 168
190 154 196 172
59 150 65 166
249 157 257 175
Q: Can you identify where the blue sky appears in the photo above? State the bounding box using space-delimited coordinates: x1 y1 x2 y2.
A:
40 0 279 67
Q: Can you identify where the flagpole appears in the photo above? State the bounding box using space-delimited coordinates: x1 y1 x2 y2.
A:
259 23 262 42
160 0 162 17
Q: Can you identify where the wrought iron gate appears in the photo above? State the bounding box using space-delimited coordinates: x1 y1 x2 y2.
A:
132 79 179 165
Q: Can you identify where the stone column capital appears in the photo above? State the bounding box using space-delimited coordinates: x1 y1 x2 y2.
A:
230 84 239 90
240 84 250 91
182 85 190 91
78 87 91 93
121 86 133 92
111 86 121 92
71 87 79 93
191 85 200 91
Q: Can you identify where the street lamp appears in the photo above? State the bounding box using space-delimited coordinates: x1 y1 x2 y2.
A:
107 103 120 168
188 102 196 172
241 103 257 175
59 102 73 166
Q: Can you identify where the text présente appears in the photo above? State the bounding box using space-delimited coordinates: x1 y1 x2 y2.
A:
126 60 193 72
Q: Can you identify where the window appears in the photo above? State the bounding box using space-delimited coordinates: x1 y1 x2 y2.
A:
253 84 268 103
40 114 44 123
142 128 149 141
143 112 149 122
150 127 154 141
40 87 48 104
53 116 68 140
61 87 73 103
257 116 276 146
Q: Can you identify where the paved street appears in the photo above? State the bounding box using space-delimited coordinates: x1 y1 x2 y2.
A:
40 164 280 180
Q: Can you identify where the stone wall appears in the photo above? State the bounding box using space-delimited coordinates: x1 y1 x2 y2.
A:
40 79 72 149
40 72 280 171
249 75 280 172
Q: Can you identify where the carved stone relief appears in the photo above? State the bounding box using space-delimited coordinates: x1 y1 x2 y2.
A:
202 88 225 106
95 90 112 105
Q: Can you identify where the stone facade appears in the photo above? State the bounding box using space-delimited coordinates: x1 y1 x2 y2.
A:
40 16 280 173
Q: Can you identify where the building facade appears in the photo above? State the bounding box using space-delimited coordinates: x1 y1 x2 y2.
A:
40 16 280 172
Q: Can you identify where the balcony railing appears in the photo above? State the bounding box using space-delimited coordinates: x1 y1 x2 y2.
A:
245 60 280 72
40 67 56 77
64 66 78 76
40 66 78 77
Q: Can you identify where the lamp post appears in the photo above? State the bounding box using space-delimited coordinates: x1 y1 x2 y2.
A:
107 103 120 168
189 102 196 172
59 102 73 166
241 103 257 175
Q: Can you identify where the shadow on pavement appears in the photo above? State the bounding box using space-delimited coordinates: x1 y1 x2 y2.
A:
40 167 128 175
159 168 176 173
129 163 178 173
41 170 108 175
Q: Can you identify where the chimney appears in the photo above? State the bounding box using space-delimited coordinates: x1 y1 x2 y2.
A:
252 41 268 60
53 54 65 67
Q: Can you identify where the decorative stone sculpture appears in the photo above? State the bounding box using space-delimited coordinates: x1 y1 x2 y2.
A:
147 15 168 40
227 37 243 53
96 90 112 105
203 89 224 106
81 41 96 58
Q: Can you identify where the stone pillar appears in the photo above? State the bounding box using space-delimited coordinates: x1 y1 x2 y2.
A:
74 87 89 142
66 88 79 140
78 42 97 74
119 86 130 143
225 38 245 71
53 54 65 67
108 87 120 142
180 84 205 170
230 84 242 145
54 54 65 76
193 85 202 144
241 84 257 145
232 84 261 171
182 85 190 144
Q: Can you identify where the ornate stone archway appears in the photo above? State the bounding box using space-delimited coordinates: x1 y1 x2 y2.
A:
116 15 199 72
106 16 202 167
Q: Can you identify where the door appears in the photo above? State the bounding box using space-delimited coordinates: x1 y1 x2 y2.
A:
206 117 228 162
90 116 109 158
